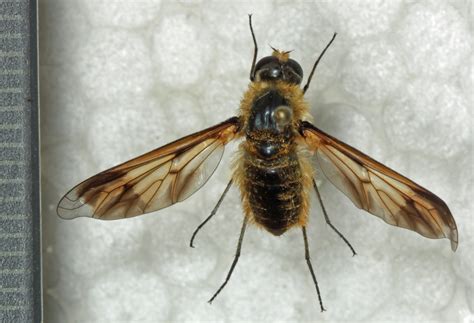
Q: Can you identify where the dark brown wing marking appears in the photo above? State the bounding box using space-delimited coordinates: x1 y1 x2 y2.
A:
57 117 241 220
299 121 458 251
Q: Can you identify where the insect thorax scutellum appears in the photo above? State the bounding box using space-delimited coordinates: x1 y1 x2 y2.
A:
233 50 314 235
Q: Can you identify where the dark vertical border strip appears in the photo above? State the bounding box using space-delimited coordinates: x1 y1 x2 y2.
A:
0 0 41 321
28 0 42 322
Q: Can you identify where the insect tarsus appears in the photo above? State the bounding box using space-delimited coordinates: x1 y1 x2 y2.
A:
313 179 357 256
190 179 233 248
303 226 326 312
208 216 248 304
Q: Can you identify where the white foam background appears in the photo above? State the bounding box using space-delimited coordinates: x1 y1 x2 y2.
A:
39 1 473 322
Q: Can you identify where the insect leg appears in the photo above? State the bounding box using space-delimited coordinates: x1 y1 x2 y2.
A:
313 179 357 256
302 33 337 94
248 14 258 81
208 216 248 304
190 179 233 248
302 226 326 312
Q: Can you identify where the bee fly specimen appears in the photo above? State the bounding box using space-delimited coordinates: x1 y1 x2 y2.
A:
57 15 458 311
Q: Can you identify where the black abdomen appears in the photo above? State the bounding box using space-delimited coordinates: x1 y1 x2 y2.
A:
243 150 303 235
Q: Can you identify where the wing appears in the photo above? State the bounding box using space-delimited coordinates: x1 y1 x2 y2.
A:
299 121 458 251
57 117 241 220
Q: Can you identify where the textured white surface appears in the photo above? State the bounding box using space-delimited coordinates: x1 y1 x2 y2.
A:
40 1 473 322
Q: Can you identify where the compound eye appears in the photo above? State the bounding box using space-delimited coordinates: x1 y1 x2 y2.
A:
283 59 304 84
287 59 303 78
254 56 281 82
272 105 293 130
255 56 278 73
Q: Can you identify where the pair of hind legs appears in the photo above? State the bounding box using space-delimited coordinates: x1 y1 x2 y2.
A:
189 15 352 312
191 179 355 312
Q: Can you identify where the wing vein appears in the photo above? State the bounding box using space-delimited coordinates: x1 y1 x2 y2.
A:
371 170 444 236
144 180 164 212
300 121 457 249
171 138 220 202
321 146 365 206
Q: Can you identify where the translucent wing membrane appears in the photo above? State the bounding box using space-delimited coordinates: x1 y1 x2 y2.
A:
299 121 458 251
57 117 240 220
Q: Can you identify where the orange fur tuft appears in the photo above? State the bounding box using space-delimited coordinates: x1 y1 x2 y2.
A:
272 49 290 63
231 144 256 225
296 149 314 227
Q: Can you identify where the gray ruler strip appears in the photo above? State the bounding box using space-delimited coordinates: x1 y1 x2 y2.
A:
0 0 41 322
